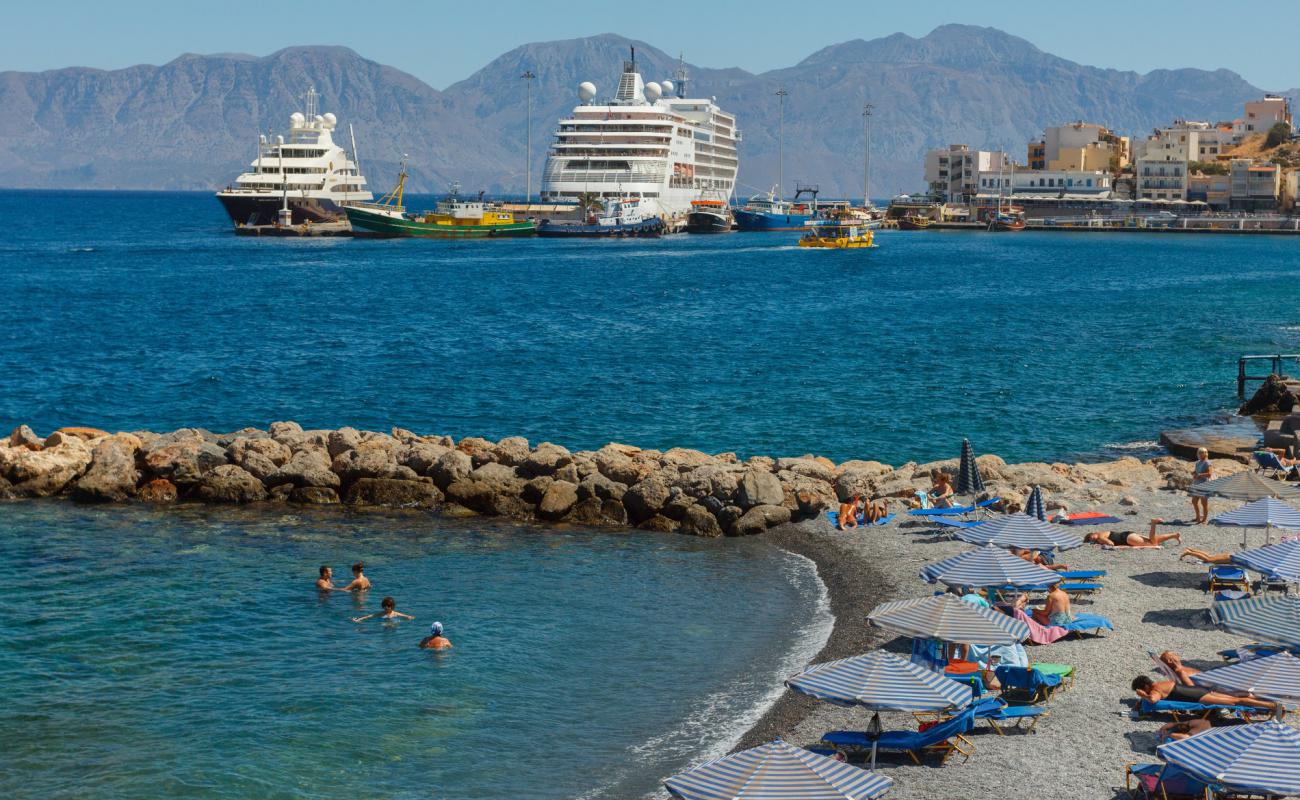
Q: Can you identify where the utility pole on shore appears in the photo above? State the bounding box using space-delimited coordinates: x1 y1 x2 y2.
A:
862 102 874 208
521 69 536 204
776 88 788 198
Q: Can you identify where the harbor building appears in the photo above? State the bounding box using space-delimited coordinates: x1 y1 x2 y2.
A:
924 145 1010 203
1186 172 1230 210
1133 128 1195 201
976 167 1113 197
1026 122 1129 172
1230 159 1282 212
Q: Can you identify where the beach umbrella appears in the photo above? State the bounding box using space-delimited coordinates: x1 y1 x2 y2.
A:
1212 497 1300 547
663 738 894 800
919 544 1061 588
785 650 974 712
1024 485 1046 521
1210 595 1300 648
1189 470 1300 501
955 514 1084 552
868 593 1030 645
1192 652 1300 701
956 439 985 497
1232 539 1300 583
1158 720 1300 797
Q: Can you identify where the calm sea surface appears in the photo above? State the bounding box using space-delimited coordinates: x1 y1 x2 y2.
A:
1 190 1297 797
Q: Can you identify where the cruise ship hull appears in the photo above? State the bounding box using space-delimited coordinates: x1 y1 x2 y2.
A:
733 209 817 232
217 194 350 227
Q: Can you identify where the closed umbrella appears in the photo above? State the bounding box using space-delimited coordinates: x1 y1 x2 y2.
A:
1158 720 1300 798
1210 595 1300 648
955 514 1083 552
919 544 1061 588
1189 470 1300 501
956 439 985 497
868 593 1030 645
1212 497 1300 547
664 738 894 800
786 651 973 711
1232 539 1300 583
1192 652 1300 701
1024 485 1046 522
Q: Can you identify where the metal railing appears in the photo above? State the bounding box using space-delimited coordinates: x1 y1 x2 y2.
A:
1238 354 1300 397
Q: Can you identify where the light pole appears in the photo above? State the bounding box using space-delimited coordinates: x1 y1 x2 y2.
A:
521 70 536 204
776 88 788 197
862 103 874 208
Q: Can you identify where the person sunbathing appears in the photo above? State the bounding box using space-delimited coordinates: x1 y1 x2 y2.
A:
837 495 861 530
1032 583 1073 626
1131 675 1277 711
1262 447 1300 467
1155 651 1201 684
1011 547 1069 571
928 469 955 508
1179 548 1235 565
1084 519 1181 549
863 497 890 524
1158 719 1211 742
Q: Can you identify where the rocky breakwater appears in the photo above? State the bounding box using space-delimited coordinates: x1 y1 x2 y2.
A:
0 423 1243 536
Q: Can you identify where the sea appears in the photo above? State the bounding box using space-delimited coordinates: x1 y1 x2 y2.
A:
2 189 1298 797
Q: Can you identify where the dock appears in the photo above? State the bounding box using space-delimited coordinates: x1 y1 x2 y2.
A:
233 222 353 237
906 218 1300 236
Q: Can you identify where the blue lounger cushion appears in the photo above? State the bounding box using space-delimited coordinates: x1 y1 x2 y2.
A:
908 498 1000 517
1138 698 1269 718
826 511 896 527
1209 566 1247 581
1057 570 1105 580
986 704 1048 723
932 518 986 529
1060 582 1103 593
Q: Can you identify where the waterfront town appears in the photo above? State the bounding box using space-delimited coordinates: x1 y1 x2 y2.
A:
907 95 1299 225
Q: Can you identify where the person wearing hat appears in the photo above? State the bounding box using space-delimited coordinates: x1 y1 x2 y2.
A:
419 621 452 650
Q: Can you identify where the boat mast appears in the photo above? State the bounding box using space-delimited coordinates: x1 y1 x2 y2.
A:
776 88 788 199
521 69 536 205
862 102 873 209
348 123 362 206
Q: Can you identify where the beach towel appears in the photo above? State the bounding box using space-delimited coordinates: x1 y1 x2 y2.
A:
826 511 896 528
1012 608 1071 644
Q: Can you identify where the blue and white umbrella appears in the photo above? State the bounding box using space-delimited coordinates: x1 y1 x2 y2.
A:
664 738 894 800
956 439 985 497
868 593 1030 645
1189 470 1300 501
785 650 973 711
1024 485 1046 522
919 544 1061 588
1210 595 1300 648
1193 652 1300 701
1158 720 1300 797
955 514 1083 552
1232 539 1300 583
1213 497 1300 546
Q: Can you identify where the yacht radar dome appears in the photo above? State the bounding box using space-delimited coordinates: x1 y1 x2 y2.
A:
290 112 305 126
644 82 662 102
660 80 674 95
578 81 597 102
322 112 336 128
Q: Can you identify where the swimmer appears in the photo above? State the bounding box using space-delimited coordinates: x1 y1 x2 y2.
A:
316 565 336 591
352 596 413 623
419 621 453 650
336 561 372 592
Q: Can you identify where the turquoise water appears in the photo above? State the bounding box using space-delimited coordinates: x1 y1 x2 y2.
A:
0 502 829 799
3 191 1297 464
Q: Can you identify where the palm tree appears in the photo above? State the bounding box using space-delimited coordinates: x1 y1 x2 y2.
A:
576 192 604 217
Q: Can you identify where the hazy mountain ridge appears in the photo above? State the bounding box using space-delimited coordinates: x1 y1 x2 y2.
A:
0 26 1288 196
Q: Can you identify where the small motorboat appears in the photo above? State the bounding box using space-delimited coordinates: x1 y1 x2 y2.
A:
897 214 933 230
797 221 876 249
537 197 665 238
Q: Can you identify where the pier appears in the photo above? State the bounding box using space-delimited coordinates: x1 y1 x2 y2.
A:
233 221 353 237
1237 354 1300 397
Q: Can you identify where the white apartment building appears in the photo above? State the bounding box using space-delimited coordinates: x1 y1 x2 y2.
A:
976 167 1113 197
1133 128 1195 200
924 144 1009 203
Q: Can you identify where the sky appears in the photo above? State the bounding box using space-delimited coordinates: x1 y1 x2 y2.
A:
4 0 1300 91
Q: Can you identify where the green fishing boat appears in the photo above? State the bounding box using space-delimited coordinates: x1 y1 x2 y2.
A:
345 173 536 238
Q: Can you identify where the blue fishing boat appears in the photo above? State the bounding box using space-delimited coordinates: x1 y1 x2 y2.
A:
733 184 822 231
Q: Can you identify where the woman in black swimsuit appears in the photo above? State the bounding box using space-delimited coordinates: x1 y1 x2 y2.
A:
1131 675 1277 711
1085 519 1181 548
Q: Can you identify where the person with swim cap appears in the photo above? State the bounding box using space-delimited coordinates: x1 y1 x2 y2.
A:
419 621 452 650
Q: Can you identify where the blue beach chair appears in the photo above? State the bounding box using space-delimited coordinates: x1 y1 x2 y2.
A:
907 497 1000 517
1206 566 1249 594
1136 698 1275 722
1254 450 1293 479
994 666 1062 705
820 706 977 766
1125 762 1213 800
974 697 1049 734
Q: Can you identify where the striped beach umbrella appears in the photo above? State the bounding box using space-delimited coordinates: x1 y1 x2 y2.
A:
919 544 1062 588
956 438 985 496
868 593 1030 645
1024 485 1046 522
1212 497 1300 546
785 651 973 711
1158 720 1300 797
1189 470 1300 501
1210 595 1300 648
664 738 894 800
1192 652 1300 701
955 514 1083 552
1232 539 1300 582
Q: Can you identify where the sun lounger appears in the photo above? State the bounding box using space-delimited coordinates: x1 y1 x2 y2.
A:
995 666 1062 705
1207 566 1249 594
1125 762 1214 800
1056 570 1105 581
932 517 986 530
1032 662 1075 689
1059 581 1104 599
1012 608 1113 643
1218 642 1300 663
1136 698 1275 722
1058 512 1122 525
825 511 896 528
1254 450 1294 479
978 699 1049 734
820 706 977 766
907 498 1001 517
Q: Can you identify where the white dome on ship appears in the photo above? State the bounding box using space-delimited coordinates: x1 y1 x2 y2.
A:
661 80 674 95
578 81 597 102
322 112 337 128
290 111 305 126
644 82 662 101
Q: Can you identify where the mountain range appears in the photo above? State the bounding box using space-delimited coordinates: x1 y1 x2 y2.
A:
2 25 1297 197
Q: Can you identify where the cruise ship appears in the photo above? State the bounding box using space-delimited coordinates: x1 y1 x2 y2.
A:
216 88 372 227
539 50 739 223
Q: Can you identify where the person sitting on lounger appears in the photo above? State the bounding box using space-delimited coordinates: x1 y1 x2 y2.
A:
1262 447 1300 467
1131 675 1277 712
837 495 861 530
1084 519 1181 549
1178 548 1235 565
1158 719 1211 742
1156 650 1201 683
1032 583 1074 626
1012 547 1069 571
928 469 955 508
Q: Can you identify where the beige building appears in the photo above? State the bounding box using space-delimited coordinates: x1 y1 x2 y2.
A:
1187 172 1230 210
1230 159 1282 212
924 144 1009 203
1235 95 1293 139
1027 122 1129 172
1285 171 1300 213
1133 129 1195 200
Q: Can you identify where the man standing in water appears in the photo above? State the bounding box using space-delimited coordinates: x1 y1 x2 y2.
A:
335 562 372 592
315 565 336 591
419 621 452 650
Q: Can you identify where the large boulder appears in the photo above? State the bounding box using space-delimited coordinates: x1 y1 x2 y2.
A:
137 478 178 503
681 503 724 537
638 514 679 533
538 480 579 520
523 442 573 476
661 447 716 469
780 475 836 518
623 474 671 523
398 441 451 475
469 462 527 496
494 436 531 467
594 445 650 485
565 496 628 526
332 447 402 483
9 424 44 450
577 472 627 503
734 504 792 535
71 434 142 502
290 486 340 505
142 436 228 486
52 426 111 442
265 450 340 489
196 464 268 503
268 421 303 439
456 437 499 467
776 457 836 483
445 478 529 517
1071 457 1162 490
430 450 473 490
0 438 93 496
227 437 291 481
326 427 363 458
1240 374 1298 415
344 478 442 508
736 468 784 507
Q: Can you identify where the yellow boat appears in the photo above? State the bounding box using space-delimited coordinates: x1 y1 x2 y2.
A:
798 222 876 249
